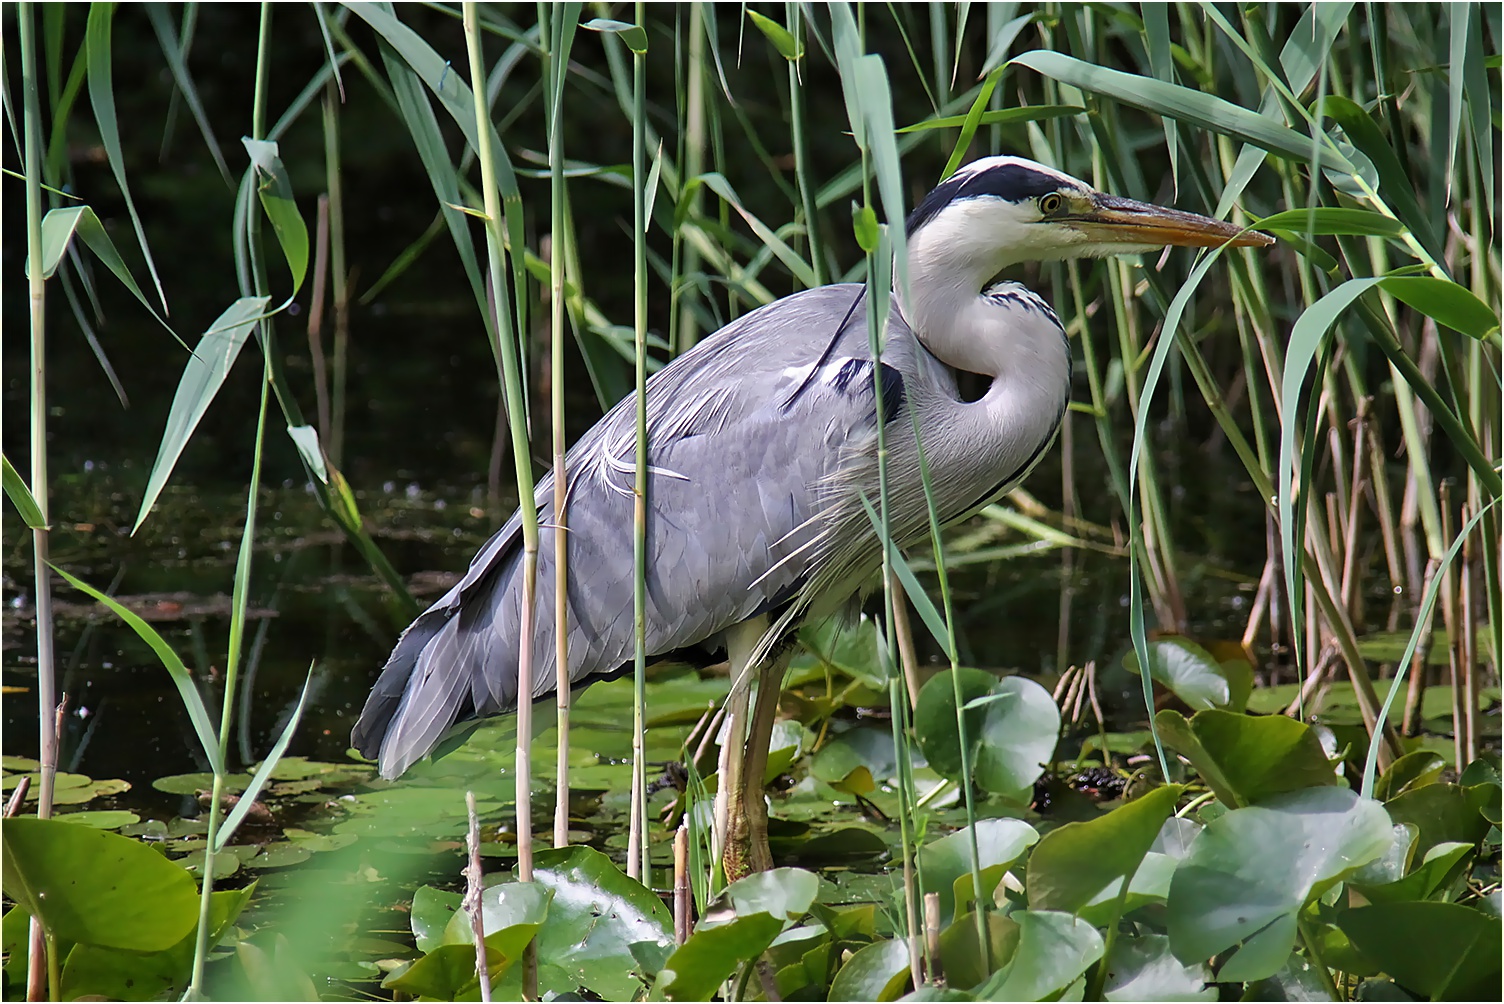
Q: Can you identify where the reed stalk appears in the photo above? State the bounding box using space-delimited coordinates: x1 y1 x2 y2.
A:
19 5 58 998
628 0 652 884
188 7 273 995
462 1 538 895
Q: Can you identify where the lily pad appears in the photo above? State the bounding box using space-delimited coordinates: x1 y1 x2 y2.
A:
2 817 200 952
915 669 1059 796
659 913 786 1001
58 810 140 830
153 772 251 796
1125 637 1249 711
524 845 673 1000
829 937 911 1002
1028 784 1182 921
973 911 1104 1002
1338 901 1501 1000
1167 786 1393 982
1157 709 1340 807
1102 933 1214 1001
917 818 1038 926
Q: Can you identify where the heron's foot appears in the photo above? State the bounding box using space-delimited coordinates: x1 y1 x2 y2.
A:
722 788 774 882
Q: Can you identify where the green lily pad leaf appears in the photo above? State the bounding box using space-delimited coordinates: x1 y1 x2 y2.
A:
782 825 888 863
60 884 252 1001
916 669 1059 795
1384 782 1494 860
153 772 251 796
1 817 199 952
939 910 1020 990
1126 637 1243 711
800 615 884 687
1241 954 1341 1002
918 818 1038 926
658 913 786 1001
383 943 498 1000
1374 750 1445 800
1167 787 1393 982
1156 709 1340 807
1029 784 1182 918
2 755 41 772
1338 902 1502 1000
897 989 977 1002
410 886 463 954
245 841 313 869
974 911 1104 1002
1102 933 1214 1001
525 845 673 1000
179 848 243 880
1351 841 1474 905
829 937 911 1002
58 810 139 830
703 868 820 927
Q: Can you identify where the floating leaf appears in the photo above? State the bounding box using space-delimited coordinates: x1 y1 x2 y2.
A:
1103 933 1214 1002
973 911 1104 1002
829 937 911 1002
1127 638 1242 711
2 817 199 952
917 818 1038 926
1338 902 1501 999
1028 785 1183 920
916 670 1060 796
1168 787 1393 982
1156 709 1339 807
658 913 785 1001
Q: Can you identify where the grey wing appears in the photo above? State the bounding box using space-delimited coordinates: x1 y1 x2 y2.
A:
353 284 904 777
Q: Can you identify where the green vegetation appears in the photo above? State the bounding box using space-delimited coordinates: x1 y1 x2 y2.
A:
2 3 1499 1001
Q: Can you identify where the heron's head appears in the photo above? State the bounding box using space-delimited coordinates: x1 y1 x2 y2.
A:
906 155 1273 273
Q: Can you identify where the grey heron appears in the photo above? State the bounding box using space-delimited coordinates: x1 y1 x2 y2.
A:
353 155 1272 877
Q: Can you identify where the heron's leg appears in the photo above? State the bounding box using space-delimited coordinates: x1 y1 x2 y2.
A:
714 618 766 878
737 653 790 875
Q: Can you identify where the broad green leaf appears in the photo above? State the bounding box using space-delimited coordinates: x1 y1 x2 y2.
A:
938 910 1020 991
746 10 801 61
915 669 1060 796
1384 782 1494 860
1378 276 1500 340
409 886 463 954
50 565 223 773
2 818 199 952
658 913 785 1001
1167 787 1393 981
85 4 168 315
1102 933 1214 1002
1374 750 1445 801
1254 207 1408 237
2 454 46 529
1028 784 1183 917
829 937 911 1002
581 17 647 54
525 846 673 1000
974 911 1103 1002
1156 708 1340 809
703 868 820 927
1338 902 1501 1000
1126 638 1238 710
1351 841 1473 905
242 138 309 298
59 886 252 1001
1008 50 1376 185
134 295 268 533
384 943 505 1000
917 818 1038 926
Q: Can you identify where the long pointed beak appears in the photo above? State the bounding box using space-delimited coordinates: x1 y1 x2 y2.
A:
1074 193 1274 249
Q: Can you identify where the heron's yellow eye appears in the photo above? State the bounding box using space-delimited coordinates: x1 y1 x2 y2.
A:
1039 193 1065 215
